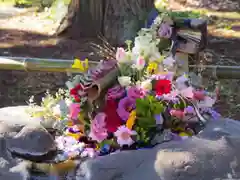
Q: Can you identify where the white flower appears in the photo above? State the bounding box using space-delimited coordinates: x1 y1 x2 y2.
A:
65 98 72 107
132 35 156 57
153 16 162 26
118 76 132 87
114 125 137 147
141 79 152 91
163 56 175 67
149 51 162 62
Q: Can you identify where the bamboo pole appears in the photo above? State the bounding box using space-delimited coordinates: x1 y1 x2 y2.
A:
0 56 240 79
0 56 98 73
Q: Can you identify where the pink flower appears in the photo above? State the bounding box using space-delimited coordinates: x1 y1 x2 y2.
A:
135 56 146 70
116 47 127 62
180 87 194 98
162 91 179 101
193 90 205 100
127 86 144 99
170 109 185 119
89 113 108 142
114 125 137 147
69 103 81 120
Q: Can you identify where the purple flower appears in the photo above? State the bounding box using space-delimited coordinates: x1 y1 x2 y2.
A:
158 23 173 38
201 107 221 120
209 109 221 120
184 106 195 115
151 72 174 81
117 97 136 121
127 86 144 99
154 114 164 125
107 85 125 100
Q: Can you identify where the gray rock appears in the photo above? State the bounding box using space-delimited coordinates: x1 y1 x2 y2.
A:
1 106 240 180
154 136 240 180
73 118 240 180
6 125 57 158
0 106 57 159
0 106 41 127
0 135 30 180
197 118 240 140
0 106 48 180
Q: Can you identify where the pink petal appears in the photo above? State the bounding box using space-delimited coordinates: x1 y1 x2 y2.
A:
181 87 194 98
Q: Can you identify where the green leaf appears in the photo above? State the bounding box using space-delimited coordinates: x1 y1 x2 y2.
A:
153 103 164 114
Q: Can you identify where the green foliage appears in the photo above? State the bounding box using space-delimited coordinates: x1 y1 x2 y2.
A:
14 0 54 8
26 88 69 120
46 0 70 21
173 96 188 110
136 95 164 129
167 11 202 19
135 126 151 145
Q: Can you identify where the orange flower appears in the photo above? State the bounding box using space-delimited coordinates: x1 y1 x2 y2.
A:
126 110 136 130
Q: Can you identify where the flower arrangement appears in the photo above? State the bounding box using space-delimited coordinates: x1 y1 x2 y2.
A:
27 13 220 162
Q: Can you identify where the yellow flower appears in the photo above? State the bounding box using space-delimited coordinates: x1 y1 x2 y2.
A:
65 132 83 140
67 120 74 126
72 58 89 72
147 62 158 74
126 110 136 130
179 132 189 137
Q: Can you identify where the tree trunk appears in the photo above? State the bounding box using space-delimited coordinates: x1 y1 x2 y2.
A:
103 0 154 45
55 0 154 43
55 0 80 35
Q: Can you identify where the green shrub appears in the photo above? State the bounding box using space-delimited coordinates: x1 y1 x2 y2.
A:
14 0 54 8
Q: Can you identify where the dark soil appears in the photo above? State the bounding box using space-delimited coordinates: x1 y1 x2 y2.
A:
0 4 239 119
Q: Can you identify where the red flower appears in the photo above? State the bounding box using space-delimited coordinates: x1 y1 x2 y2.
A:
70 84 84 102
103 99 122 133
155 79 172 96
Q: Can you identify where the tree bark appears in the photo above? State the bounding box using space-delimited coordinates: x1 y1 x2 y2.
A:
55 0 80 35
103 0 154 44
55 0 154 43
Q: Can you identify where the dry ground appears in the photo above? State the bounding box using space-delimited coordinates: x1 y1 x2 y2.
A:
0 3 239 119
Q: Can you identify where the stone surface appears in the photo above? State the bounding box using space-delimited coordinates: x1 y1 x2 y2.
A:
0 129 30 180
73 118 240 180
0 106 41 127
6 125 57 160
0 106 50 180
1 106 240 180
